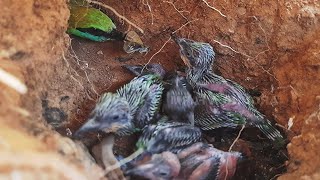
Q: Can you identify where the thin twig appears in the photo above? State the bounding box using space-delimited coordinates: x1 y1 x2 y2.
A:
86 0 144 34
172 19 198 34
142 19 198 71
247 16 280 82
142 36 172 72
202 0 227 18
142 0 154 25
104 148 144 175
228 125 245 152
83 70 99 97
163 0 189 20
250 16 270 49
68 39 99 98
61 48 70 68
212 39 251 58
61 47 86 91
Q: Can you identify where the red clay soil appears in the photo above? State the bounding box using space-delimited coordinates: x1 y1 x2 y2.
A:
0 0 320 179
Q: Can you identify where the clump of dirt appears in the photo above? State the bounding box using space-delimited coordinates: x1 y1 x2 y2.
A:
0 0 104 179
1 0 320 179
279 106 320 179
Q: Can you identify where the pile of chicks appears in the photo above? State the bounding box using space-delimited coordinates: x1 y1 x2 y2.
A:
73 37 284 180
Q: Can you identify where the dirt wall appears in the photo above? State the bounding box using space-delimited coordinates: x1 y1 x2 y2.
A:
0 0 319 179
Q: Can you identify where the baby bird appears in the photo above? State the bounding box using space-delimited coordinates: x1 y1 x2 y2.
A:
125 151 180 180
74 65 164 137
177 142 242 180
74 93 133 137
174 37 284 143
116 121 202 178
136 121 202 154
163 72 195 125
124 64 196 125
126 142 242 180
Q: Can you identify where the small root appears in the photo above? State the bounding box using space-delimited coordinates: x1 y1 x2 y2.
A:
142 0 154 25
142 19 198 72
163 0 189 20
172 19 198 34
67 39 99 98
228 125 245 152
202 0 227 18
211 39 251 58
142 36 172 72
87 0 144 34
83 70 99 97
104 148 144 175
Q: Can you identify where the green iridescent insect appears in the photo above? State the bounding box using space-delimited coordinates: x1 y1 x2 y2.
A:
67 5 124 42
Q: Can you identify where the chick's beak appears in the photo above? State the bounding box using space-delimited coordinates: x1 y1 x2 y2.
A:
122 64 144 76
172 37 192 68
172 35 184 46
73 118 101 138
180 52 192 68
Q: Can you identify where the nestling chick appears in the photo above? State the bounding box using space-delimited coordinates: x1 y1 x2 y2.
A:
177 142 242 180
120 63 165 129
125 151 180 180
174 37 284 143
126 142 242 180
136 121 202 154
74 65 164 137
74 93 133 137
163 72 195 125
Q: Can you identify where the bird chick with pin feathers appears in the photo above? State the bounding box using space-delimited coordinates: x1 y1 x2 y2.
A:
74 64 164 137
122 121 202 179
136 121 202 154
124 63 196 125
126 142 242 180
163 72 196 125
174 37 284 143
177 142 242 180
121 63 166 127
125 151 181 180
74 93 133 137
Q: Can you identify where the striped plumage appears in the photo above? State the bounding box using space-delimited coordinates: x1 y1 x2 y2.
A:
175 37 283 142
163 73 195 125
74 93 133 137
177 142 242 180
117 73 164 129
126 142 241 180
136 122 202 154
74 73 163 137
